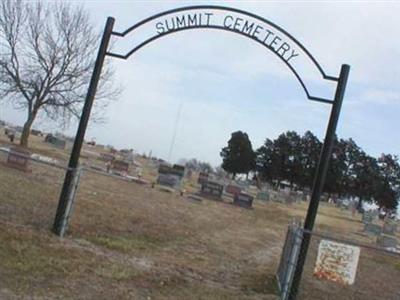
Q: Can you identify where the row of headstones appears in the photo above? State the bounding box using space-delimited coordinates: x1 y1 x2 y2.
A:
199 180 254 208
362 211 398 249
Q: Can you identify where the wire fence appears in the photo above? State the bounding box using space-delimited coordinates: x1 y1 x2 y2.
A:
0 147 68 230
277 221 400 300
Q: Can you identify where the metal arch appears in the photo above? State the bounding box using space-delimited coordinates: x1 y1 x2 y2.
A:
107 5 339 104
112 5 337 81
108 26 333 104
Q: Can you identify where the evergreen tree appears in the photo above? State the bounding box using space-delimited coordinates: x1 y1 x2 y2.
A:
220 131 256 179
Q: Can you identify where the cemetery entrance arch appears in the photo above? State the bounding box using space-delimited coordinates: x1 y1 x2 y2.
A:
52 6 350 299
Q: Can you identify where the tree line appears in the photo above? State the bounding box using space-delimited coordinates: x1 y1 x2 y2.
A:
220 130 400 210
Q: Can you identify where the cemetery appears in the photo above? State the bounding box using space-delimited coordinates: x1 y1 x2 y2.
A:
1 125 400 300
0 2 399 300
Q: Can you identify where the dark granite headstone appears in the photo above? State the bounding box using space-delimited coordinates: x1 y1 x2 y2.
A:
44 134 66 149
233 192 254 208
157 173 180 188
200 181 223 200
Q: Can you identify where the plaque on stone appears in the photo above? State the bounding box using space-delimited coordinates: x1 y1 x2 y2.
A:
7 147 31 172
200 181 223 200
233 192 254 208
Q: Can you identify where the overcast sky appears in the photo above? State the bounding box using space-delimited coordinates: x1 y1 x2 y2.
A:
2 1 399 166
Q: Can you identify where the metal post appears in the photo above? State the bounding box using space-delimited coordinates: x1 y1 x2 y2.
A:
288 64 350 299
52 17 115 237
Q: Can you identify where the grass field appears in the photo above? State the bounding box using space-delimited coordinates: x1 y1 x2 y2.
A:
0 132 399 299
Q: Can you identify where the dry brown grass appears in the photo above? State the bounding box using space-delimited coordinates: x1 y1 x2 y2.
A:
0 132 399 299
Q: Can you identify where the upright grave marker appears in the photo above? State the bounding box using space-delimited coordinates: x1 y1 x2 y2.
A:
200 180 223 200
233 192 254 208
6 147 31 172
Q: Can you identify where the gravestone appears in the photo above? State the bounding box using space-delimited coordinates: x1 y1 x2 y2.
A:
383 220 397 235
257 191 270 201
7 147 31 172
157 173 180 189
377 234 398 249
364 223 382 236
111 160 129 175
44 134 66 149
225 184 241 196
198 172 209 184
99 153 115 162
233 192 254 208
200 180 223 200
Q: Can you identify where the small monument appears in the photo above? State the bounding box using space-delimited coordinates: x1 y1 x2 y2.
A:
111 159 129 175
233 192 254 208
44 134 66 149
7 147 31 172
200 180 223 200
198 172 209 185
225 184 241 196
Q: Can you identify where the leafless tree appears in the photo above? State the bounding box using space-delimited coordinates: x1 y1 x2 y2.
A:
0 0 120 147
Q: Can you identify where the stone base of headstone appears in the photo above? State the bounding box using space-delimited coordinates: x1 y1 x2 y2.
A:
364 223 382 236
187 194 203 202
6 147 31 172
377 234 398 248
158 186 174 193
233 192 254 208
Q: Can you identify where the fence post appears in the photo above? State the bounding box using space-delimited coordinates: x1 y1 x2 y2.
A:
55 166 83 238
52 17 115 237
288 64 350 299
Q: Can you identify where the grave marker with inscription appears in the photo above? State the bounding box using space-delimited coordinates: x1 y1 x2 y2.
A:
200 181 223 200
233 192 254 208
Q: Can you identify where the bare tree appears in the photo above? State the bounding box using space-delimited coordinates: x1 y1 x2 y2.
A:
0 0 119 147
